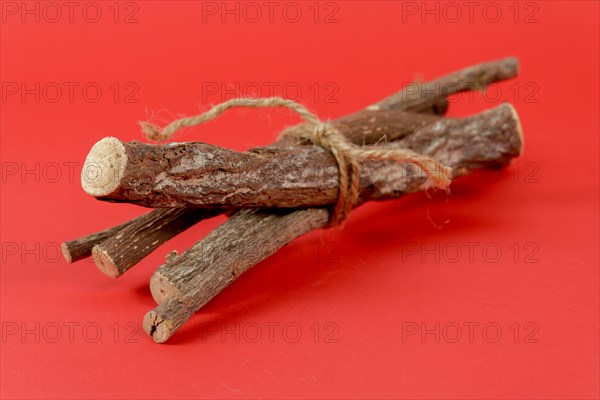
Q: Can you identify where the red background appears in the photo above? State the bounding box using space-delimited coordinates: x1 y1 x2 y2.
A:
1 1 599 399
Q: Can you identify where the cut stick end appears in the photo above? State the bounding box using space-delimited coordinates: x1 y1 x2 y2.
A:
143 310 174 344
490 56 520 81
61 243 73 263
91 245 121 278
81 137 127 197
504 102 524 155
150 272 180 304
504 56 520 75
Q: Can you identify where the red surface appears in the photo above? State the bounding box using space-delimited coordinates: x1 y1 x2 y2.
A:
1 1 599 399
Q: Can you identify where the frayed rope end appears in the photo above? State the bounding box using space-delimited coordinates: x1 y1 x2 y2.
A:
139 121 167 142
423 164 453 192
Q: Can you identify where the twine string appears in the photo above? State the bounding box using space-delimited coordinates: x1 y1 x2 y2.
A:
140 98 320 142
139 97 452 226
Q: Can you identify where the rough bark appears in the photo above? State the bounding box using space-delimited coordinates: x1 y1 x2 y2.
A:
66 57 519 276
61 212 153 263
82 110 444 207
144 208 330 343
83 57 520 207
79 110 439 274
372 57 519 113
91 207 221 277
83 105 521 209
143 103 523 343
72 110 440 272
151 102 522 303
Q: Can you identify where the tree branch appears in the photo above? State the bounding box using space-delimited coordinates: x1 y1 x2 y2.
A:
143 103 523 343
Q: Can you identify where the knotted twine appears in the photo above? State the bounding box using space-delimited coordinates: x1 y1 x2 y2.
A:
139 97 452 226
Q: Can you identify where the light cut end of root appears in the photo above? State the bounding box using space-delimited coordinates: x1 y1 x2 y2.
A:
81 137 127 197
505 102 524 155
91 246 120 278
150 272 179 305
143 310 173 344
61 243 73 263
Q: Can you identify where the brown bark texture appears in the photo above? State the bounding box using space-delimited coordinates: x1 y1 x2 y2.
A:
143 103 523 343
64 57 519 282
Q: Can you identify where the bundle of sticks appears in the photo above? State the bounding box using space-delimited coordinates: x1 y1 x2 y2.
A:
62 58 523 343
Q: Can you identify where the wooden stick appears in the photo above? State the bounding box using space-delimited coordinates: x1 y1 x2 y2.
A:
82 58 519 207
61 211 155 263
372 56 519 113
81 110 445 207
61 208 208 265
69 111 439 272
145 209 330 342
150 102 522 303
83 110 439 276
64 57 519 272
91 208 221 277
143 103 523 343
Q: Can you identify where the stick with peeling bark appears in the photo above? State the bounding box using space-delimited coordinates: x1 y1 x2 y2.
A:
83 102 521 209
82 57 519 208
62 217 137 263
61 208 211 265
78 102 437 275
86 111 441 278
68 97 443 268
372 57 519 113
150 102 521 303
143 103 523 343
82 110 449 208
65 57 519 274
91 208 222 277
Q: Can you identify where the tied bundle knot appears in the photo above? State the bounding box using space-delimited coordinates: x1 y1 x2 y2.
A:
139 97 452 226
